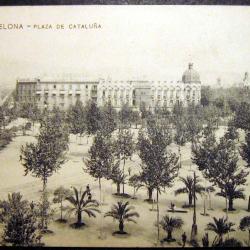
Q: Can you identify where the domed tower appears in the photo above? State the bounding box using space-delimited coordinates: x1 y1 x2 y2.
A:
182 63 201 84
181 63 201 107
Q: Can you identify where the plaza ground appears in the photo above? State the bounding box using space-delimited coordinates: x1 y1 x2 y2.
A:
0 119 249 247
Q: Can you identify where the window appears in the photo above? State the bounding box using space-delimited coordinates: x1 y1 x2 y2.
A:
85 85 88 89
53 85 56 89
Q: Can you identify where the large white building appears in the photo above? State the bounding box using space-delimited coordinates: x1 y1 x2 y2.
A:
16 63 201 111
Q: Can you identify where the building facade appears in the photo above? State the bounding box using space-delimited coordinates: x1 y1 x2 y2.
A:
16 63 201 111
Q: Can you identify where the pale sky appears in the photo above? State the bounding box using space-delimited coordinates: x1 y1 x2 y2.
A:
0 5 250 89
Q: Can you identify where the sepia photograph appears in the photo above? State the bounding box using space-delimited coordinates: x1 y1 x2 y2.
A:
0 5 250 248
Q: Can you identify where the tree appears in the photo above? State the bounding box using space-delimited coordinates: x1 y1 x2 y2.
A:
84 132 115 237
104 201 139 234
174 175 206 207
160 215 184 242
221 238 242 247
131 110 141 129
224 121 239 141
114 128 134 195
185 114 203 143
100 101 117 137
20 114 69 231
129 174 143 199
137 121 179 242
200 86 212 107
192 135 248 211
2 193 42 247
240 132 250 167
67 100 86 143
84 132 115 203
110 162 126 195
118 103 133 129
35 190 54 233
206 217 235 246
53 186 72 222
239 216 250 246
66 187 100 228
85 101 102 141
233 102 250 131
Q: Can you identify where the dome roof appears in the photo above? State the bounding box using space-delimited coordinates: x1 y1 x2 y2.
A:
182 63 200 83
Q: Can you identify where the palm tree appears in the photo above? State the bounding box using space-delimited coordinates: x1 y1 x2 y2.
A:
160 215 184 242
239 216 250 246
174 175 205 207
216 183 245 211
206 217 235 246
65 186 100 228
104 201 139 234
221 238 242 247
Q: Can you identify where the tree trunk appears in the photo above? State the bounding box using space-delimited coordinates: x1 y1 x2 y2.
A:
122 158 125 194
77 210 82 225
228 197 234 211
157 188 160 242
60 200 63 221
248 230 250 247
167 230 173 241
116 183 120 194
148 187 153 201
119 220 124 233
189 193 193 206
248 196 250 212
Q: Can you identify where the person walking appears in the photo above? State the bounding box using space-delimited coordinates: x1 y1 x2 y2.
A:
182 232 187 247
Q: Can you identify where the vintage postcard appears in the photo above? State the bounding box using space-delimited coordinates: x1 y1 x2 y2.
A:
0 5 250 248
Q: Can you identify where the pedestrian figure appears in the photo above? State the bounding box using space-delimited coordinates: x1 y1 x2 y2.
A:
19 155 22 162
30 200 34 210
88 192 92 201
182 232 187 247
86 184 90 194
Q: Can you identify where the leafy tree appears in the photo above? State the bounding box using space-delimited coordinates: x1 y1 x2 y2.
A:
233 102 250 131
206 217 235 246
0 128 13 151
110 162 126 195
239 216 250 246
84 101 102 141
200 86 212 107
192 135 248 211
224 121 239 141
129 174 143 199
114 128 134 195
174 175 206 207
21 114 69 231
2 193 42 246
185 114 203 143
104 201 139 234
160 215 184 242
131 110 141 129
84 132 115 203
67 100 86 143
137 121 179 241
35 190 54 233
118 103 133 129
100 101 117 137
240 132 250 167
53 186 72 222
66 187 100 227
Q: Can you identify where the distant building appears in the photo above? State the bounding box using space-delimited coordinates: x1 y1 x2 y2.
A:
243 72 250 89
16 63 201 111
